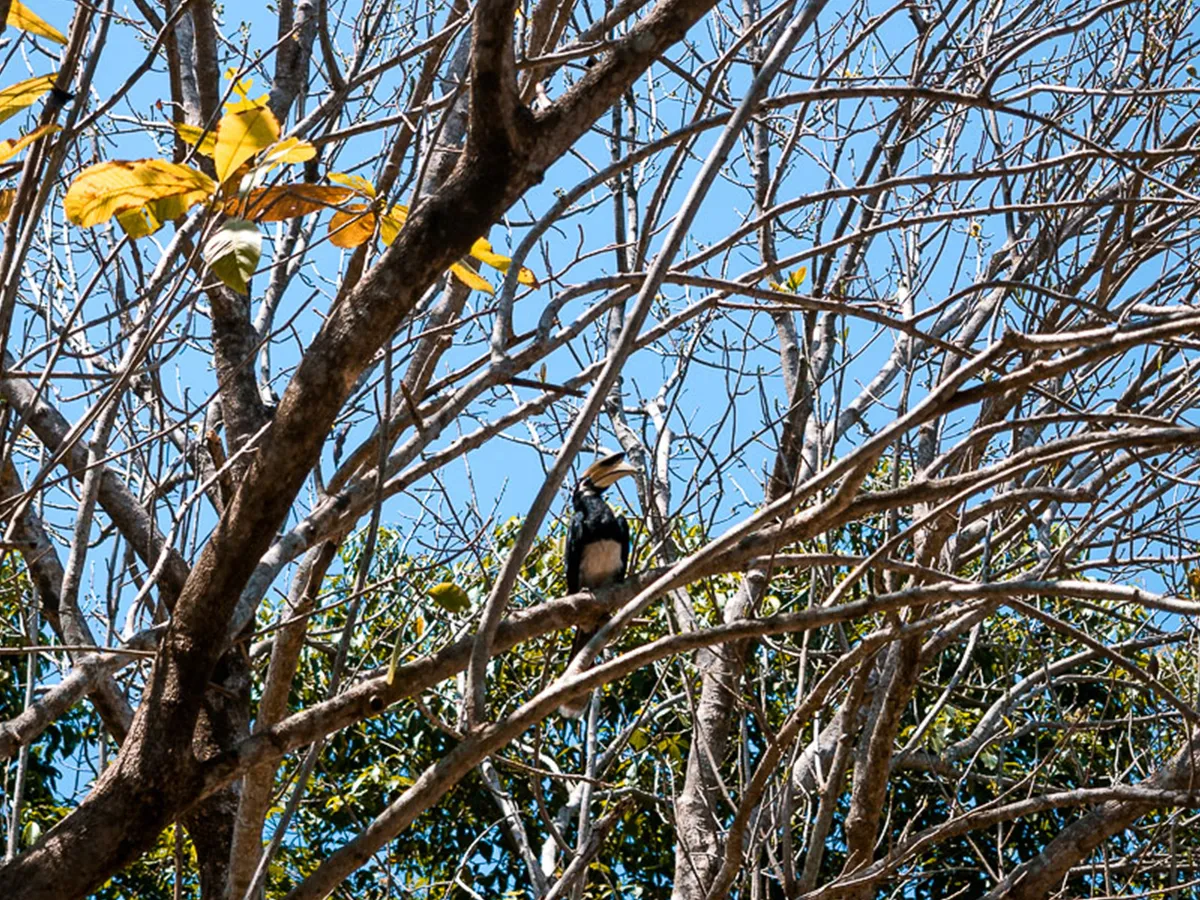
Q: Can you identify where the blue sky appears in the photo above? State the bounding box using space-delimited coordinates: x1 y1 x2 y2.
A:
5 0 1197 834
11 0 1185 592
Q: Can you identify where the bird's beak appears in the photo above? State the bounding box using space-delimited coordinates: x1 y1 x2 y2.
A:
599 460 638 487
585 453 639 488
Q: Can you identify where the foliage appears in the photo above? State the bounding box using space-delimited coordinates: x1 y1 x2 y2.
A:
61 74 534 295
4 1 1200 898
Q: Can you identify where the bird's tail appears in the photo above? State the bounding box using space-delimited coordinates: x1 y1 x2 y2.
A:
569 625 596 663
558 623 603 718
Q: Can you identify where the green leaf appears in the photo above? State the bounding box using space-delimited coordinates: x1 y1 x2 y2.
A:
203 219 262 295
21 819 41 846
428 581 471 614
386 625 405 686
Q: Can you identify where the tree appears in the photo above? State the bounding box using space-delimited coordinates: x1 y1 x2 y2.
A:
2 0 1200 896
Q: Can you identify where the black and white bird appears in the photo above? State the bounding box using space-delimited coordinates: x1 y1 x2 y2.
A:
559 451 638 717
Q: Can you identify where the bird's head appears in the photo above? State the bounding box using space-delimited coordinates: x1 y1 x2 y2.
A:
580 451 638 491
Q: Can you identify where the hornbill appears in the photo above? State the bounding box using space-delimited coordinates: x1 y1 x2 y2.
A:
559 451 638 717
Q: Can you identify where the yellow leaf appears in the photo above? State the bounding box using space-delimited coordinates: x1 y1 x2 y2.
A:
468 237 537 285
0 123 57 164
379 204 409 245
173 122 216 157
428 582 471 613
115 206 159 238
7 2 66 44
213 106 280 184
115 191 204 237
0 73 56 127
0 189 14 222
222 75 270 113
767 267 807 295
468 237 510 270
150 191 205 225
64 159 216 228
227 183 354 222
257 136 316 169
223 93 271 113
449 261 494 294
328 204 376 248
327 171 376 198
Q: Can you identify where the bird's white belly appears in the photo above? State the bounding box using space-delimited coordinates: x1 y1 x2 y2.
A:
580 540 623 587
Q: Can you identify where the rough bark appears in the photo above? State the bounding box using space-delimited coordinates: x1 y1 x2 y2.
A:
226 541 338 900
0 0 721 895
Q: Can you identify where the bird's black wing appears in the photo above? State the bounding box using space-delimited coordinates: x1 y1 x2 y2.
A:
616 514 631 582
566 509 585 594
